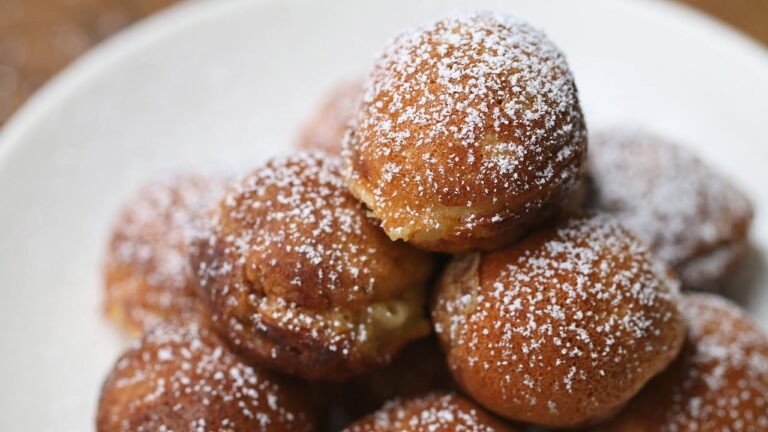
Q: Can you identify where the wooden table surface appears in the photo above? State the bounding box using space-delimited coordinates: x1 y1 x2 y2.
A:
0 0 766 126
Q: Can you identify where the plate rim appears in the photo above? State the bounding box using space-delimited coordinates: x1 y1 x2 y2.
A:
1 0 768 165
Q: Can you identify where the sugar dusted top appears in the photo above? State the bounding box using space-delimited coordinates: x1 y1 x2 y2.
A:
97 321 315 432
345 11 586 247
104 173 225 333
433 213 686 426
109 174 222 289
191 152 433 380
201 151 433 310
344 392 517 432
588 128 753 276
666 295 768 429
594 294 768 431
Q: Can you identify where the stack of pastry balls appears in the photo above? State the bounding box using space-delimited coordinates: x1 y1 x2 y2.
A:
97 12 767 432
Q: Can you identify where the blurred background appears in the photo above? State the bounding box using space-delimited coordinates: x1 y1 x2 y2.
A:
0 0 766 127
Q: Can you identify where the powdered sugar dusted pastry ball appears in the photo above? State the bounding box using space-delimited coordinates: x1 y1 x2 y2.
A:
594 293 768 431
587 128 753 291
344 12 586 253
297 80 362 155
104 174 226 336
343 392 518 432
432 212 686 428
192 152 435 381
97 320 316 432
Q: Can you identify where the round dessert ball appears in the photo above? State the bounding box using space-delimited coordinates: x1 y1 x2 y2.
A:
343 392 518 432
103 174 226 336
334 336 454 418
191 152 435 381
343 12 587 253
97 320 316 432
587 127 753 291
432 212 686 428
297 80 362 155
593 293 768 431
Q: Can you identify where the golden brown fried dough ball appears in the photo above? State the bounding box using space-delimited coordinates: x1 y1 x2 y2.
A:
297 80 362 155
97 320 316 432
432 212 686 428
334 336 454 418
104 174 226 336
587 128 753 291
343 392 518 432
343 12 587 253
593 293 768 431
192 152 435 381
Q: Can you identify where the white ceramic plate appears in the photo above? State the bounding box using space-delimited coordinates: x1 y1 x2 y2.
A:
0 0 766 429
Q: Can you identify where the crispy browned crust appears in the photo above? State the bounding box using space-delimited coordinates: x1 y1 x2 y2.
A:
191 152 435 381
591 294 768 432
586 127 754 291
103 174 226 336
344 13 587 253
343 392 519 432
297 80 362 155
96 320 316 432
432 213 686 428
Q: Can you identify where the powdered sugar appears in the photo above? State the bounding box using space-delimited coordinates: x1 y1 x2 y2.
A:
104 174 226 333
344 12 585 241
193 152 432 379
434 213 684 426
98 321 313 431
206 152 407 308
661 294 768 430
587 127 753 289
345 392 514 432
